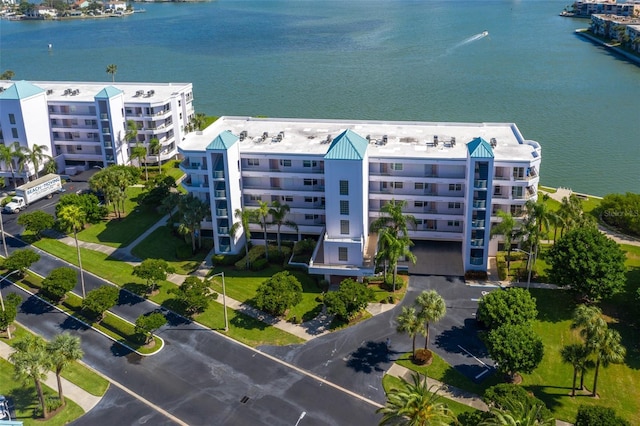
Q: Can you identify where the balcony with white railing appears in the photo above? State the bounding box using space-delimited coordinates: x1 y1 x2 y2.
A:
216 208 228 217
214 189 226 198
470 257 484 266
470 238 484 247
213 170 225 179
218 226 229 235
473 200 486 209
472 219 485 228
474 179 488 189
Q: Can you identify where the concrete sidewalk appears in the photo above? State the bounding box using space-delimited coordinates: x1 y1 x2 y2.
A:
0 339 103 413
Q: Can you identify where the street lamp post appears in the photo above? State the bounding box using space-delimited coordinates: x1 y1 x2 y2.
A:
513 248 532 290
211 272 228 332
294 411 306 426
0 269 21 339
0 210 7 258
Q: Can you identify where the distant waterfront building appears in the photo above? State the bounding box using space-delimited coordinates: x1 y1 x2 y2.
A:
627 24 640 52
0 80 194 179
178 117 542 279
590 13 640 39
571 0 640 18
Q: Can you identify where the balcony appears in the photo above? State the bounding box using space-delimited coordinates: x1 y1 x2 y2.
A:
474 179 487 189
470 257 484 266
216 208 228 217
213 170 225 179
473 200 486 209
218 227 229 234
470 238 484 247
214 189 226 198
182 179 209 189
472 219 485 228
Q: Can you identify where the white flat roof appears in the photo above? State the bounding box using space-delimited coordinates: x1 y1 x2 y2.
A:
181 116 540 162
1 81 192 104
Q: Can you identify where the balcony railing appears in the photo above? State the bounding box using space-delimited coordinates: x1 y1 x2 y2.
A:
473 200 486 209
470 257 484 265
472 219 485 228
216 208 228 216
471 238 484 247
218 227 229 234
474 179 487 189
214 190 226 198
213 170 225 179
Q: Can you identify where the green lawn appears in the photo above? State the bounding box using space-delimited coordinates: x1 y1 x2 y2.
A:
160 159 186 183
0 358 85 426
76 186 163 248
381 374 479 419
130 225 207 274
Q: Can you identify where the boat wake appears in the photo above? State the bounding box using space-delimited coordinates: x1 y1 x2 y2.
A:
448 31 489 52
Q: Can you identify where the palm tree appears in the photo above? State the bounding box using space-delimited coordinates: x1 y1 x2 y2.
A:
131 143 147 179
378 231 416 292
490 210 517 275
396 306 424 359
57 204 87 298
557 195 583 238
268 200 297 253
178 194 209 253
23 144 50 179
0 143 18 189
160 191 180 222
106 64 117 82
377 372 456 426
125 119 138 147
230 208 255 269
370 199 416 238
591 328 626 397
149 137 161 174
560 343 592 396
256 201 270 261
480 398 555 426
571 305 607 349
415 290 446 351
47 333 84 405
10 334 52 418
522 197 555 279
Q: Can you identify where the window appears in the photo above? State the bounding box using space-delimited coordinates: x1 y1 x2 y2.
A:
303 160 317 168
279 159 291 167
339 180 348 195
304 178 318 186
447 220 460 227
282 195 293 202
415 182 424 190
249 195 261 201
76 145 82 151
247 158 259 166
8 114 16 125
414 201 424 208
449 183 462 191
512 186 524 198
391 163 403 171
304 197 313 203
448 202 461 209
387 182 403 189
340 200 349 215
48 106 55 113
340 220 349 235
305 214 319 220
11 128 18 139
338 247 348 261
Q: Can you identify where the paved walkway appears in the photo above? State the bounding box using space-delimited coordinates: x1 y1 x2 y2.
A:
0 338 102 413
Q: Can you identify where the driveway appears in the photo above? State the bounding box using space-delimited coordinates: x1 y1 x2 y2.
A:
407 241 464 277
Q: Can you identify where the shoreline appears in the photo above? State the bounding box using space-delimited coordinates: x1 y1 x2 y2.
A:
575 29 640 66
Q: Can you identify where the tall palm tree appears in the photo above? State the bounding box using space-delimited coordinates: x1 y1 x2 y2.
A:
571 305 607 349
57 204 87 298
160 191 180 221
149 137 161 174
24 144 49 179
591 328 626 397
370 199 416 238
230 207 255 269
47 333 84 405
479 398 555 426
125 119 138 147
560 343 592 396
178 194 209 253
10 334 52 418
377 372 456 426
490 210 517 274
106 64 117 82
268 200 297 253
131 143 148 179
378 231 416 292
0 143 18 189
522 196 555 279
256 201 270 261
415 290 446 351
396 306 424 359
557 195 583 238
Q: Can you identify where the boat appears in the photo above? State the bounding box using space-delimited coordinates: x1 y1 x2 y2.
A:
482 30 489 37
133 8 146 13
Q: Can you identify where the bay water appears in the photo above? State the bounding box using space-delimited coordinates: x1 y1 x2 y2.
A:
1 0 639 196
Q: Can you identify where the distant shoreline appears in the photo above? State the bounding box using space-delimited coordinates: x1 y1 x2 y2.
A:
575 29 640 66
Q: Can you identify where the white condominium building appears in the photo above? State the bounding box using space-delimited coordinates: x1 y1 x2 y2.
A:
179 117 542 279
0 80 194 180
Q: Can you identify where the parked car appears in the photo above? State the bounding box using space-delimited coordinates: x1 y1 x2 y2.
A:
0 395 10 420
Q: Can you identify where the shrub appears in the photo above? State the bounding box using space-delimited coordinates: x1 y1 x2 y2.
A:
477 287 537 329
41 267 77 301
212 253 243 266
413 348 432 365
575 404 630 426
293 238 316 255
254 271 303 316
323 279 374 321
484 384 552 421
175 244 193 260
251 258 269 271
465 270 488 280
33 394 62 417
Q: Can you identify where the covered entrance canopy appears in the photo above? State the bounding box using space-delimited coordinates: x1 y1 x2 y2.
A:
405 241 464 277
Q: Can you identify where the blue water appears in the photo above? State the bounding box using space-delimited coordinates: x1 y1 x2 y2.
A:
1 0 639 196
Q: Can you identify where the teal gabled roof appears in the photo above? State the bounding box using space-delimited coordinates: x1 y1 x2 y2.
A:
467 137 494 158
0 81 45 100
94 86 123 99
207 130 238 150
324 129 368 160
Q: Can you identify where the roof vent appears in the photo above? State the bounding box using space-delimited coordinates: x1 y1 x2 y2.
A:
490 138 497 148
46 89 53 95
433 135 439 146
135 90 144 97
239 130 247 141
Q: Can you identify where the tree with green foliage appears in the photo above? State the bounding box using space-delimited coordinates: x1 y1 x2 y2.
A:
230 207 256 269
131 143 148 180
560 343 593 396
140 174 175 208
0 142 23 189
483 383 553 423
415 290 446 351
17 210 55 239
370 198 417 238
178 194 209 253
254 271 302 316
599 192 640 237
255 201 270 261
323 278 374 321
377 230 416 292
396 306 424 359
480 397 555 426
556 194 586 239
377 372 457 426
548 227 626 302
89 165 140 218
477 287 538 329
269 200 297 253
41 267 77 302
47 333 83 405
575 404 630 426
169 276 217 317
56 192 107 224
0 293 21 338
82 285 119 322
9 334 52 418
106 64 117 82
149 137 161 173
132 259 175 294
590 328 626 398
135 312 167 344
485 323 544 381
3 248 40 276
0 70 15 80
22 143 49 179
160 191 180 222
490 210 517 274
57 204 87 297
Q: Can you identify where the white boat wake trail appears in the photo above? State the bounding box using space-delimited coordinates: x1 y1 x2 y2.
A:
446 31 489 54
